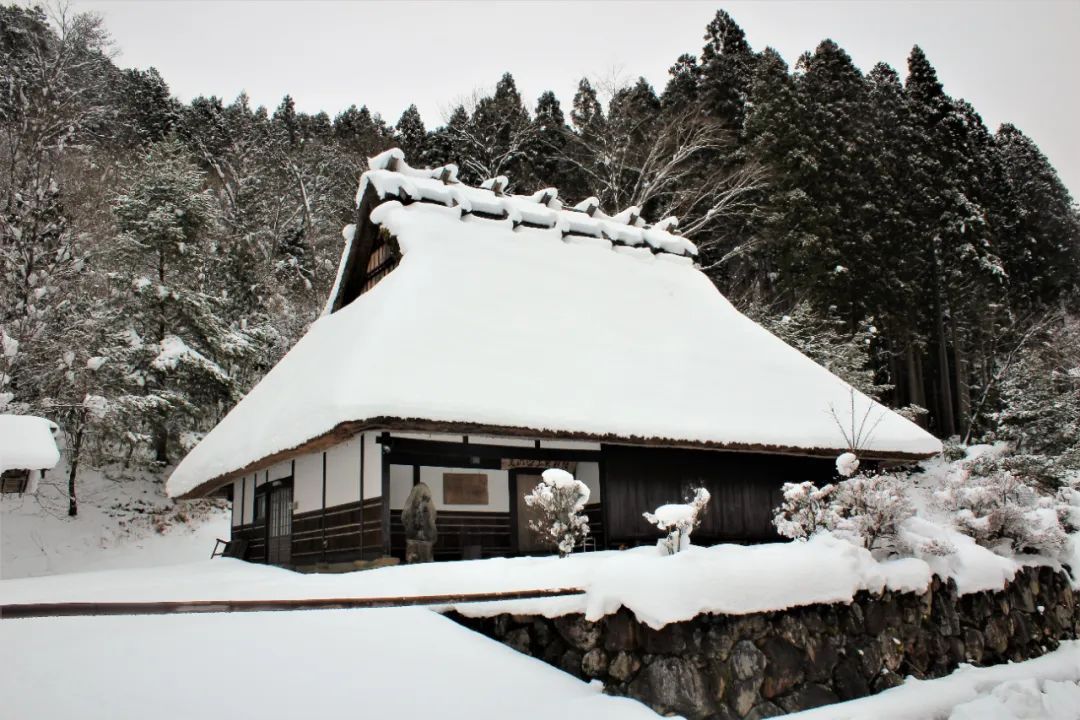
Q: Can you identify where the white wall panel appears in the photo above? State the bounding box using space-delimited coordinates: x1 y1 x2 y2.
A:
325 435 362 507
363 432 382 499
576 462 601 503
293 452 323 514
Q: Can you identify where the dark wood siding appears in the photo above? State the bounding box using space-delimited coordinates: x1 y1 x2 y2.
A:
390 510 511 560
602 445 836 544
234 497 382 566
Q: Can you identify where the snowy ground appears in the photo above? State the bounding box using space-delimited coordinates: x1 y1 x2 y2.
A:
783 644 1080 720
4 569 1080 720
1 460 228 579
1 607 661 720
3 547 1080 719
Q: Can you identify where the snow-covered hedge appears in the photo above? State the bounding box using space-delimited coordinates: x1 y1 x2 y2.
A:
775 447 1080 566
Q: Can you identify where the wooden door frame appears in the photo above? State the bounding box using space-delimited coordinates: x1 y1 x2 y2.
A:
255 476 294 565
508 468 548 556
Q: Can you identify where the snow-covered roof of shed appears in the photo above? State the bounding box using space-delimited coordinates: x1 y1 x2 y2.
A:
0 415 60 473
168 150 942 498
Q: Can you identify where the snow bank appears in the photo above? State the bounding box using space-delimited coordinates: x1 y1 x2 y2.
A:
0 414 59 473
780 641 1080 720
0 608 661 720
2 460 228 579
169 189 941 496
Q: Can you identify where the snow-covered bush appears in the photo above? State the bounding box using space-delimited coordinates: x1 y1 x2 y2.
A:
774 473 914 556
773 481 837 540
523 468 590 557
829 473 915 554
935 457 1069 557
643 488 711 555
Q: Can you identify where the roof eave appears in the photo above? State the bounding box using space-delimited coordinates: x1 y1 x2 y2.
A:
172 416 940 499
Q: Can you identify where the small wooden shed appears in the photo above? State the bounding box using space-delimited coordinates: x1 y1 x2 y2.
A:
0 414 61 494
168 149 941 567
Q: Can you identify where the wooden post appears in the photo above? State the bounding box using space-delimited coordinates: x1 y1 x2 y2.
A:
359 435 365 560
381 432 391 557
599 453 610 551
321 452 327 564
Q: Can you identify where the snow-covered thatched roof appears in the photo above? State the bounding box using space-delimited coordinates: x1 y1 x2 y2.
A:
167 149 942 499
0 414 60 473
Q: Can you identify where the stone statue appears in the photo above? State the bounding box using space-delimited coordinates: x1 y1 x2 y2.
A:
402 482 437 563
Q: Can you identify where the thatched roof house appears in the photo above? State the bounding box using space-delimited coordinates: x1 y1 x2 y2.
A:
169 149 940 566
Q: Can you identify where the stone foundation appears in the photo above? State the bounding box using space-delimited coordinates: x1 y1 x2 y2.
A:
449 566 1078 719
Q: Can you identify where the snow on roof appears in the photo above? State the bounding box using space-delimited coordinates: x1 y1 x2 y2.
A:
167 152 942 498
0 414 60 473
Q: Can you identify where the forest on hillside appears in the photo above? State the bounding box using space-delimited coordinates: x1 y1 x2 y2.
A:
2 4 1078 508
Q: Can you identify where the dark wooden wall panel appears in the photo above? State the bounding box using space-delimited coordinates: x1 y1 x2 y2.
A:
602 445 835 544
390 510 511 560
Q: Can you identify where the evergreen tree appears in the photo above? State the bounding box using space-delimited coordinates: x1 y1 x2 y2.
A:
273 94 299 146
528 90 571 189
994 124 1080 308
108 140 255 464
697 9 756 131
570 77 605 137
394 104 428 164
662 53 701 109
465 72 534 184
427 105 468 171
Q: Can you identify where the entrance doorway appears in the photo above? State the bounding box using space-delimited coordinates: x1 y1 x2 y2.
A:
513 472 549 553
266 483 293 565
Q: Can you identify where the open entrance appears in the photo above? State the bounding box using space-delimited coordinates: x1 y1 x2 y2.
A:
265 483 293 565
513 471 549 554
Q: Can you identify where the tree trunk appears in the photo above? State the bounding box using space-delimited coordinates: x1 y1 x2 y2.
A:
930 246 956 437
154 425 168 465
905 341 926 409
67 426 83 517
951 321 971 438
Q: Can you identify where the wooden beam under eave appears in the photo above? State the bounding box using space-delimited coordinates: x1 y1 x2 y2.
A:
174 416 938 501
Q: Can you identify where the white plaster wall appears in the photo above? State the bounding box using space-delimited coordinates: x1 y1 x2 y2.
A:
325 435 363 507
468 435 534 448
231 477 242 527
576 462 601 503
293 452 323 514
363 432 382 499
540 439 603 451
389 464 412 510
241 474 254 525
392 432 460 442
423 467 509 512
389 465 509 513
268 460 292 482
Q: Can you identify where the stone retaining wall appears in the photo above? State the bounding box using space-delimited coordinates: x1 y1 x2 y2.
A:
449 566 1078 719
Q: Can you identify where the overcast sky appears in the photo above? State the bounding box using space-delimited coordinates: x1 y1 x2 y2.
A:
73 0 1079 197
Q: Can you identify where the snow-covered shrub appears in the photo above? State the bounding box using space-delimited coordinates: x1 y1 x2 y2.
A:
643 488 711 555
774 473 914 556
523 468 590 557
936 457 1069 557
773 481 837 540
940 437 968 463
829 473 915 555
